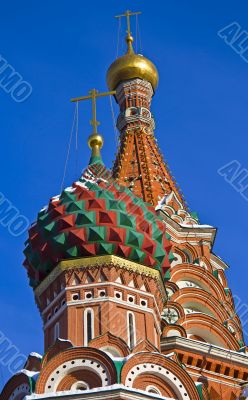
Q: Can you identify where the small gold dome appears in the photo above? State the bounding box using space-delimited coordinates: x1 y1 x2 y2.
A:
106 36 159 92
88 134 104 150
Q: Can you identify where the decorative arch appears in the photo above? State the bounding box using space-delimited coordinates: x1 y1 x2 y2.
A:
172 288 230 323
171 265 229 302
1 372 34 400
121 352 200 400
182 314 240 350
183 244 199 263
42 338 73 367
89 332 130 357
162 324 187 338
171 247 187 266
35 347 117 394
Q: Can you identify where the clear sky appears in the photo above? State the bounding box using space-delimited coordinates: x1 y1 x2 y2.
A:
1 0 248 389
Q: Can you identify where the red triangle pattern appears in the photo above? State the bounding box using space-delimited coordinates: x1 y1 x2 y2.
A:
58 215 75 230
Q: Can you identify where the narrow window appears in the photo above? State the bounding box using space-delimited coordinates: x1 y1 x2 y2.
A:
54 322 60 342
127 312 136 349
84 308 94 346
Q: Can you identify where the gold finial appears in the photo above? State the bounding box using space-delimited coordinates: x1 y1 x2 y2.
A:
115 10 141 54
71 89 116 163
87 133 104 159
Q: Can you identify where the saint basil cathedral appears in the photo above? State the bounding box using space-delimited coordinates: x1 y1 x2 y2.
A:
2 10 248 400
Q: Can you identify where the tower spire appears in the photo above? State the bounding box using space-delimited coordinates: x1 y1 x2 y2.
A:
71 88 115 164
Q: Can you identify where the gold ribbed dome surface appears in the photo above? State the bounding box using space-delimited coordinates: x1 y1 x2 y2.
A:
107 36 159 92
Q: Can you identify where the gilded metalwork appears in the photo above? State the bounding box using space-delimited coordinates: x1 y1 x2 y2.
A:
107 53 159 92
71 88 116 157
71 89 116 134
115 10 141 38
107 10 159 92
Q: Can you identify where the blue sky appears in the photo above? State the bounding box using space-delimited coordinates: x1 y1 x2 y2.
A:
1 0 248 389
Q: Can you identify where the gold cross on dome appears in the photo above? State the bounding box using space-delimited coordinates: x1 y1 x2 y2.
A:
115 10 141 37
71 89 116 134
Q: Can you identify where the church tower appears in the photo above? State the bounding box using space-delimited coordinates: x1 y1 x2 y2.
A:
2 10 248 400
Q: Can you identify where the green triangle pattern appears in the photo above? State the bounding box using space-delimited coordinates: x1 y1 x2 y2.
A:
43 221 56 234
130 248 146 263
154 245 166 264
98 242 115 255
67 246 79 257
66 201 85 213
76 212 96 226
60 191 77 204
119 212 135 228
53 232 67 246
87 226 106 242
126 230 143 248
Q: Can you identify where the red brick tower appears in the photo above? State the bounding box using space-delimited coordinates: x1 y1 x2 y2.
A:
1 9 248 400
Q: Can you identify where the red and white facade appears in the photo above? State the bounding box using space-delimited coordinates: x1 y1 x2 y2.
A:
2 13 248 400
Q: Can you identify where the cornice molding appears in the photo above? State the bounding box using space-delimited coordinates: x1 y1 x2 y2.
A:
158 210 217 245
161 337 248 366
35 256 165 299
26 384 170 400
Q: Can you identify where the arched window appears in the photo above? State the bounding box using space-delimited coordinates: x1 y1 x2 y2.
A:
127 312 136 349
146 385 161 395
71 381 89 391
54 322 60 342
84 308 94 346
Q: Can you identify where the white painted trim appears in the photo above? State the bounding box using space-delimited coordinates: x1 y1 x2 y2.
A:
43 297 161 334
45 358 109 393
43 303 66 329
25 384 174 400
125 363 190 399
187 366 244 385
42 281 161 318
146 385 162 396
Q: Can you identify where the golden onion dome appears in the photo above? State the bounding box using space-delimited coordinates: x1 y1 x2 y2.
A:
106 35 159 92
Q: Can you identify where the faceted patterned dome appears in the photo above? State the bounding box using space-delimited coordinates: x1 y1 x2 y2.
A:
24 161 172 288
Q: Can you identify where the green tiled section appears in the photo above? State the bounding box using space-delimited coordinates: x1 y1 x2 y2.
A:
37 212 49 224
66 201 85 213
118 212 135 228
43 221 56 234
52 232 67 246
25 161 172 288
96 190 115 200
114 360 124 383
130 248 146 263
154 246 166 264
213 270 219 279
76 211 96 226
107 199 126 212
66 246 80 257
153 228 163 244
169 251 175 262
87 226 106 242
164 269 171 280
60 191 77 204
126 230 144 248
98 242 115 255
191 211 199 222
